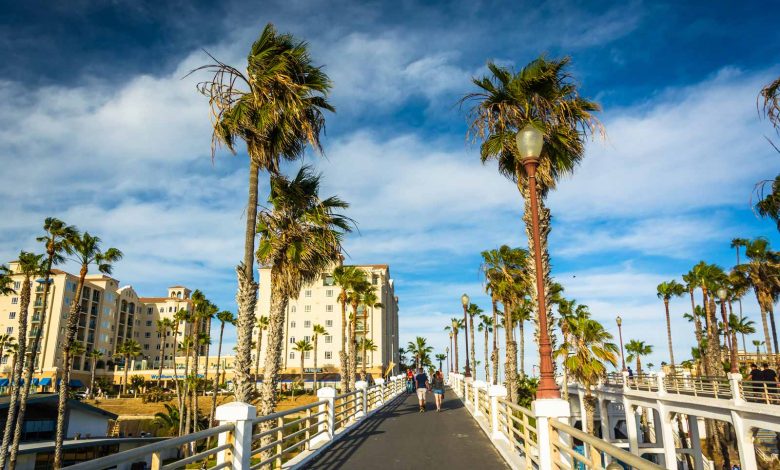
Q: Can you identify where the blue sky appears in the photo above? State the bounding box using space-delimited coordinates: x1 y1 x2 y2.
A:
1 0 779 377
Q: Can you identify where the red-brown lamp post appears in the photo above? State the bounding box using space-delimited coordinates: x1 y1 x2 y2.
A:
718 288 739 374
516 125 559 399
461 293 472 378
616 316 626 372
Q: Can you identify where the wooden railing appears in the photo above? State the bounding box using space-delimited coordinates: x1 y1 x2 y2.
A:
663 375 733 400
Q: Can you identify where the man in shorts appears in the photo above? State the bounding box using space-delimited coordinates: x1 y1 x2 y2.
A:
414 367 429 412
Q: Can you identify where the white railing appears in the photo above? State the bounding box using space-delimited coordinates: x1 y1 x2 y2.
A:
449 373 663 470
68 375 406 470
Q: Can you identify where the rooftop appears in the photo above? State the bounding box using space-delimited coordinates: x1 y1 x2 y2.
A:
0 394 118 419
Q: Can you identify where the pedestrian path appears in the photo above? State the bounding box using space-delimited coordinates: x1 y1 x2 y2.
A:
306 388 510 469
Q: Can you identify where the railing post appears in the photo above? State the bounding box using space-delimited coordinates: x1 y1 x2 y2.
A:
532 398 571 470
313 386 336 446
656 371 667 396
355 380 368 418
215 401 256 470
729 372 744 406
275 416 284 468
731 410 758 470
657 403 678 470
375 378 385 406
473 380 484 417
464 376 472 407
488 384 507 440
622 370 630 391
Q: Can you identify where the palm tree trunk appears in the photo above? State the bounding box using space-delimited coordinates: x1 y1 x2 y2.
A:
339 295 348 393
190 318 201 439
90 358 97 398
123 355 130 395
454 332 459 373
300 353 305 390
181 337 191 437
158 331 165 387
1 277 31 470
483 329 489 383
469 315 476 378
171 322 183 436
584 390 596 434
519 320 525 379
348 304 358 391
233 160 260 403
210 322 225 428
504 299 518 403
362 345 367 381
260 286 289 417
664 299 676 367
758 296 774 357
54 265 88 470
491 298 499 385
768 302 779 359
313 337 318 391
254 328 263 391
689 289 703 347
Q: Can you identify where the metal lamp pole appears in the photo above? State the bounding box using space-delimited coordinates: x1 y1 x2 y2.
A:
516 125 559 399
616 316 626 372
461 293 472 378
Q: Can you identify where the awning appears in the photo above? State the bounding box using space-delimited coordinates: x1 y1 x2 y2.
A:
32 378 39 385
39 378 52 386
69 379 83 387
0 379 8 387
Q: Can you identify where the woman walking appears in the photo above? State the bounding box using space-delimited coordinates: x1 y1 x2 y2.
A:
432 370 445 412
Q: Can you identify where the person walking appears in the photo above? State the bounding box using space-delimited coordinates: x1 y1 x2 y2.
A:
431 370 445 412
406 368 414 394
414 367 430 412
761 363 778 403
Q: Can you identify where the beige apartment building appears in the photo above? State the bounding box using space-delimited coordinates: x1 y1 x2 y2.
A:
0 261 207 386
253 264 400 379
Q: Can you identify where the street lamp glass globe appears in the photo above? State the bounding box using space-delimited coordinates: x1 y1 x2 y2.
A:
717 288 728 300
515 124 544 161
616 316 622 327
606 463 623 470
461 293 470 307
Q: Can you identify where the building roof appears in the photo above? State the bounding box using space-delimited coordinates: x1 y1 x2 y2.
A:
168 285 188 288
138 297 190 303
19 437 165 455
0 394 118 419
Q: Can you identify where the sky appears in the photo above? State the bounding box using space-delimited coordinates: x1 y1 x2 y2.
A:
1 0 779 378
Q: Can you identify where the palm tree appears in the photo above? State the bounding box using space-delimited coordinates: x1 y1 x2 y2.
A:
346 280 370 391
0 265 15 296
478 315 493 382
333 266 365 393
256 167 351 417
155 404 182 436
87 350 103 399
657 280 686 368
756 175 780 231
0 252 44 466
444 318 462 374
466 303 482 377
464 57 602 371
435 353 447 372
293 339 313 390
171 307 188 436
481 250 502 385
734 238 780 356
625 340 653 375
54 232 121 469
312 324 327 390
753 340 765 362
254 315 269 390
193 23 334 403
210 311 234 430
556 317 617 433
407 337 433 370
0 335 12 370
359 338 377 380
116 340 142 395
682 271 704 348
692 261 728 378
729 314 755 366
156 318 173 387
512 299 533 379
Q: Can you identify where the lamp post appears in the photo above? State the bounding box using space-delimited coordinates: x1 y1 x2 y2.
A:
616 316 626 372
461 293 472 378
446 346 450 376
718 288 739 374
516 124 559 399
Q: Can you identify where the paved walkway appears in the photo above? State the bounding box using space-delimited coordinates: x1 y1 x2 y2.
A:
307 388 509 470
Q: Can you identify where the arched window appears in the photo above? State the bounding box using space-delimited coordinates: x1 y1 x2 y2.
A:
121 300 127 311
177 291 182 299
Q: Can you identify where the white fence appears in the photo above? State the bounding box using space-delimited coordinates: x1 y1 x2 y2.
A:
67 375 407 470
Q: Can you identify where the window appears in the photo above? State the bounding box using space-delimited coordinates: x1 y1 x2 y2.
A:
325 289 333 297
0 356 6 364
290 306 296 313
304 306 311 313
323 274 335 286
8 312 15 320
103 307 111 316
324 351 332 359
13 281 20 290
168 307 173 313
11 297 18 305
290 321 296 328
304 335 310 342
289 352 295 359
324 335 332 344
304 321 311 328
372 275 378 285
304 351 311 359
146 320 152 327
156 344 161 350
326 305 333 313
6 327 12 334
289 337 296 344
144 344 149 350
145 332 151 338
147 307 153 315
325 320 333 327
304 290 311 298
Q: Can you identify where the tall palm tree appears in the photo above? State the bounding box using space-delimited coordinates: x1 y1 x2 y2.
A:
478 315 493 382
692 261 727 378
346 280 370 390
210 311 234 429
0 265 15 296
512 299 533 379
333 266 365 392
355 286 382 385
312 324 327 390
293 339 313 389
682 271 704 349
729 314 755 364
466 303 482 377
657 280 686 368
171 307 188 436
254 315 269 390
0 252 44 468
193 23 334 403
464 57 602 369
753 340 765 362
359 338 377 380
189 293 215 439
116 340 142 395
734 238 780 356
444 319 462 374
256 167 351 418
156 318 173 387
54 232 121 469
625 340 653 375
556 317 617 433
756 175 780 231
481 250 502 385
87 350 103 399
407 337 433 370
435 353 447 372
0 334 13 369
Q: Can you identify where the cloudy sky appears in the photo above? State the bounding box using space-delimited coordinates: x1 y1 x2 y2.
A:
1 0 778 376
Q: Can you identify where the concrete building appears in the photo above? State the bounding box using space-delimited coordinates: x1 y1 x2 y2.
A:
253 264 400 378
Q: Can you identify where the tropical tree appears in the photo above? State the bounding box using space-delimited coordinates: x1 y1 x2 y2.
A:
256 167 351 417
478 314 493 382
0 335 13 369
254 315 269 390
556 317 617 433
435 353 447 372
407 337 433 370
733 238 780 355
0 265 14 296
116 340 142 395
171 307 188 435
657 280 686 368
753 340 765 362
682 271 705 348
193 23 334 403
87 350 103 399
625 340 653 375
0 252 44 468
464 57 602 376
729 314 755 361
293 339 313 389
346 280 370 390
359 338 377 380
333 266 365 392
210 311 235 429
512 299 533 379
480 250 502 385
54 232 121 469
312 324 327 390
155 404 182 436
466 303 482 377
444 318 462 374
156 318 173 387
691 261 728 378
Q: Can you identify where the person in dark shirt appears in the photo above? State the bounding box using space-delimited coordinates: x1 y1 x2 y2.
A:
414 368 430 412
747 364 763 402
748 363 762 381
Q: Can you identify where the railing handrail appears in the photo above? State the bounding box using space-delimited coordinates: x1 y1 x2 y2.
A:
550 420 665 469
66 423 235 470
250 399 328 424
